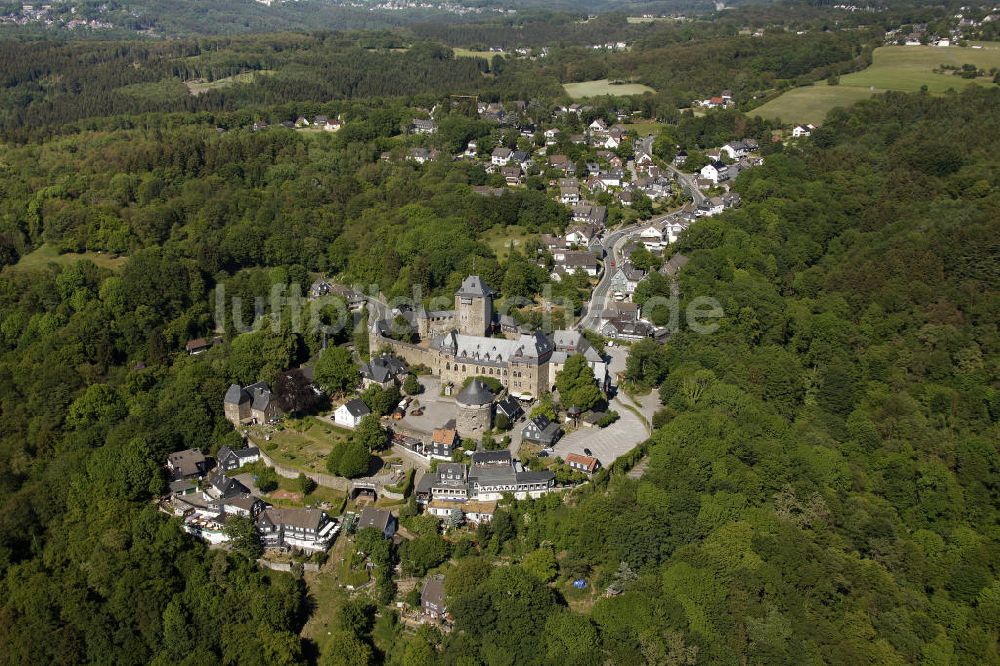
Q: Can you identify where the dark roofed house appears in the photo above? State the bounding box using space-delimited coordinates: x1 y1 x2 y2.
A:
185 338 210 355
495 395 523 423
411 118 437 134
256 507 336 551
521 416 562 446
471 450 513 466
167 449 208 480
216 445 261 472
356 507 397 539
334 398 371 428
421 575 448 619
360 354 409 388
206 472 251 499
224 381 282 426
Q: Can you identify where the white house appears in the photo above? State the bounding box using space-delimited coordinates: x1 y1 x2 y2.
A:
464 141 478 158
565 224 596 245
792 124 815 138
638 223 668 250
560 186 581 204
604 135 621 149
697 196 725 217
700 160 728 184
589 119 608 133
491 147 512 166
334 399 370 428
324 118 342 132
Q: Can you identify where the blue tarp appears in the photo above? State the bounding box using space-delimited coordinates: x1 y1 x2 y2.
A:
572 579 587 589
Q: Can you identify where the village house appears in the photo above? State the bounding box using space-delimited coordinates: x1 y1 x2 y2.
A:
553 251 599 278
334 398 370 428
357 507 397 539
429 427 460 459
721 138 759 160
426 498 497 525
215 445 261 472
502 165 522 185
549 329 610 392
166 449 208 480
257 507 337 551
792 124 815 138
673 150 688 166
565 223 597 245
360 355 409 388
566 452 602 475
548 155 575 175
411 118 437 134
224 382 282 426
494 395 523 423
571 203 608 228
697 196 726 217
205 472 251 500
601 316 654 341
464 141 478 158
185 338 211 355
491 147 512 166
522 415 562 446
609 263 647 295
421 575 448 620
559 186 581 204
700 160 729 184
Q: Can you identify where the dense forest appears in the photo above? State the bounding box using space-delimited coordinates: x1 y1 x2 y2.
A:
0 22 872 142
0 4 999 663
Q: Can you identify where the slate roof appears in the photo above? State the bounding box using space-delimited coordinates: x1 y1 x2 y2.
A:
209 472 250 498
342 399 370 418
471 450 512 466
357 507 394 533
456 275 496 298
457 379 495 406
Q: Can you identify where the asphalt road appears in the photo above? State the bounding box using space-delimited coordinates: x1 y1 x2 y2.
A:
665 163 707 205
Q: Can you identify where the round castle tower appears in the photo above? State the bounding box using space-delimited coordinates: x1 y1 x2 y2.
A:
455 378 494 436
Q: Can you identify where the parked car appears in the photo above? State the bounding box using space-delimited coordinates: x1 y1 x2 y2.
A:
583 448 592 456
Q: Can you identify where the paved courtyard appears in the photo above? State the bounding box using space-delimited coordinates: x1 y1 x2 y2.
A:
549 390 660 468
394 376 460 434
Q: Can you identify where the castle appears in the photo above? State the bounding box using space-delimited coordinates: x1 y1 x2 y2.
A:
370 276 608 400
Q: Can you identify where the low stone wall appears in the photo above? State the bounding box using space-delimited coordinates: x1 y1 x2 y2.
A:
257 559 321 573
255 445 351 491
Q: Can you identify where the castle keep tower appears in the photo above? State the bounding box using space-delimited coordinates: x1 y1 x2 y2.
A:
456 378 494 436
455 275 494 337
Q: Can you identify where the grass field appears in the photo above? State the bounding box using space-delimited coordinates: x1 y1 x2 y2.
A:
482 224 533 262
11 244 128 273
753 43 1000 125
564 79 656 99
185 70 275 96
257 417 351 474
453 48 504 59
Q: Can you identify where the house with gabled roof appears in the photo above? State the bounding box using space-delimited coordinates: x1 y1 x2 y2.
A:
566 452 601 475
522 415 562 446
216 445 261 472
167 449 208 480
360 354 409 388
356 507 397 539
224 381 282 426
256 507 337 551
334 399 370 428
